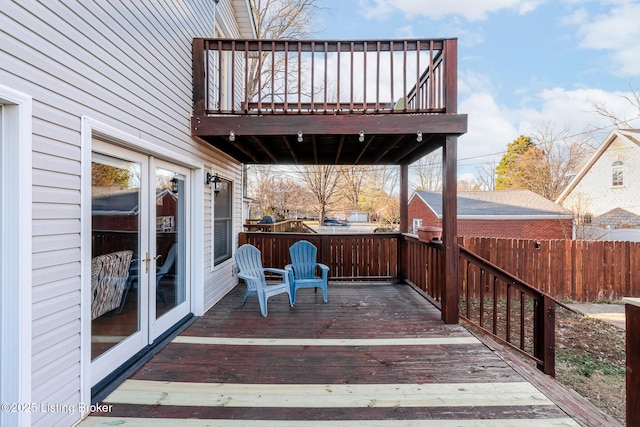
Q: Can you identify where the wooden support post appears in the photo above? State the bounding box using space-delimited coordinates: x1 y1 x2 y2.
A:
623 298 640 427
441 136 458 324
399 164 409 234
534 295 555 376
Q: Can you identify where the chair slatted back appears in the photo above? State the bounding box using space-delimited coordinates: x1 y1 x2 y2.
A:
289 240 318 279
235 244 267 286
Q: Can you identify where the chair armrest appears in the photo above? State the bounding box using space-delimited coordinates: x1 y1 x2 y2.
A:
264 267 287 276
317 263 329 272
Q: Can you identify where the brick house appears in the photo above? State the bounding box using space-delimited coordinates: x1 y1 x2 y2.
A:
409 190 574 239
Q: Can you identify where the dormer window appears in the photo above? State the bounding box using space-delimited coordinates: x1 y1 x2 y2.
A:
612 160 623 187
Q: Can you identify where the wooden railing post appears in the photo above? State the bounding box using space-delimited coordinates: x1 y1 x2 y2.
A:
623 298 640 427
192 38 206 117
535 294 555 376
443 39 457 114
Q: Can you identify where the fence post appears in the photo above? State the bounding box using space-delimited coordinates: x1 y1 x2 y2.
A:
623 298 640 427
535 294 556 376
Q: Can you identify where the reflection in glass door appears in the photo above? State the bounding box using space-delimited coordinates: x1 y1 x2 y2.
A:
90 145 191 386
153 167 187 322
90 152 144 362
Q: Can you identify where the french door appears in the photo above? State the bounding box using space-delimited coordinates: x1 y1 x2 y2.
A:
90 142 191 386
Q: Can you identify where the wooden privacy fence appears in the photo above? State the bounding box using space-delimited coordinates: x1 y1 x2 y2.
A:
461 237 640 302
239 232 400 282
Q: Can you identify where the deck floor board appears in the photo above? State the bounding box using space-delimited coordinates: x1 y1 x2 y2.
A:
82 284 587 425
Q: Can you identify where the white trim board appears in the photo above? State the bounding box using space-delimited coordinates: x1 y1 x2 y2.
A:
0 84 33 427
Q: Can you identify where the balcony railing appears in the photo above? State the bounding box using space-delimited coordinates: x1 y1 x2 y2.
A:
238 232 555 376
193 38 457 116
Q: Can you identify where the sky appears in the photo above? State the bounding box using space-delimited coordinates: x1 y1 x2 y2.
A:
310 0 640 178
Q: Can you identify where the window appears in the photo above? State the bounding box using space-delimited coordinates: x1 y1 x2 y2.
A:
412 218 423 235
582 213 593 225
213 177 232 266
612 160 623 187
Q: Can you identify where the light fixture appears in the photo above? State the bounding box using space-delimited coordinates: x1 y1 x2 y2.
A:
170 177 179 194
229 130 235 142
205 172 222 196
297 130 303 143
358 130 365 142
416 130 423 142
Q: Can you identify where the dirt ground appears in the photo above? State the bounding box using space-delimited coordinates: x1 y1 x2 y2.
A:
555 305 626 425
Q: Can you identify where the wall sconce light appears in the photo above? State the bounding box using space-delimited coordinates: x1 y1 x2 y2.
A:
205 172 222 196
358 130 365 142
297 130 304 143
170 177 179 194
229 130 235 142
416 130 423 142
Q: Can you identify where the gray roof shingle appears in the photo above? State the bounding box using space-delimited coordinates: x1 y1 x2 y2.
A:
415 190 572 217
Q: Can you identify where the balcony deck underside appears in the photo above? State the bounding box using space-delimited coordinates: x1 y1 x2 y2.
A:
191 112 467 165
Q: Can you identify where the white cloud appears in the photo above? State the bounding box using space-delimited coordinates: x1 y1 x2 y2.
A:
456 79 640 176
571 3 640 76
358 0 547 22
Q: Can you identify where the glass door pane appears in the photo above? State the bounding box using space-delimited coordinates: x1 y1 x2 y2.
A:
154 167 186 319
90 152 142 361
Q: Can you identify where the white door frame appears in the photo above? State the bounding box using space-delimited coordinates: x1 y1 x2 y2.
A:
0 85 33 427
81 117 204 402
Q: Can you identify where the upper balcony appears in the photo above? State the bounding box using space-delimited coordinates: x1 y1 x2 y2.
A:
192 38 467 165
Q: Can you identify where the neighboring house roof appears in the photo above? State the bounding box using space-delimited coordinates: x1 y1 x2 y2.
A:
92 189 176 215
556 128 640 203
411 190 572 219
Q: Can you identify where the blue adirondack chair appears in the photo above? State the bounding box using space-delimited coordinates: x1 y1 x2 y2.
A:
285 240 329 304
234 244 293 316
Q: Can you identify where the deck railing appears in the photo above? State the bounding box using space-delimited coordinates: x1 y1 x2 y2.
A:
193 38 456 116
238 232 555 376
243 219 316 233
458 246 555 376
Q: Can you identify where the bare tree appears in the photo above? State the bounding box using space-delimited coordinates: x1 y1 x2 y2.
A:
412 150 442 192
591 82 640 128
476 160 497 191
337 165 368 207
296 165 340 224
247 0 320 100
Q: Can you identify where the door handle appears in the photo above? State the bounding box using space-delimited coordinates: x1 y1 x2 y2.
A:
143 252 163 273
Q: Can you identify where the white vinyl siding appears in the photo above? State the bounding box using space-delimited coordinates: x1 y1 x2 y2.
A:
1 1 251 425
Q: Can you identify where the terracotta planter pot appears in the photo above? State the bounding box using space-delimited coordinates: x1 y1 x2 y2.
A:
417 226 442 242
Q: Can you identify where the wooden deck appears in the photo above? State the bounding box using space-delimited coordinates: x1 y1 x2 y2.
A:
80 284 601 426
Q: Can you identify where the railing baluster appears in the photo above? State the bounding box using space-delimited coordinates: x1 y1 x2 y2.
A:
506 284 511 343
520 290 526 350
257 40 262 111
429 40 434 110
415 40 420 110
270 43 275 111
298 41 302 111
311 41 315 111
492 277 498 335
230 41 236 113
376 41 380 111
324 41 328 111
363 41 367 112
389 41 394 109
350 41 354 112
284 41 289 110
336 41 341 110
402 40 407 112
244 40 249 112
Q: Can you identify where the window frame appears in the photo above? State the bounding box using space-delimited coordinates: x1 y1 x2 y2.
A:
611 160 624 187
212 175 233 267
